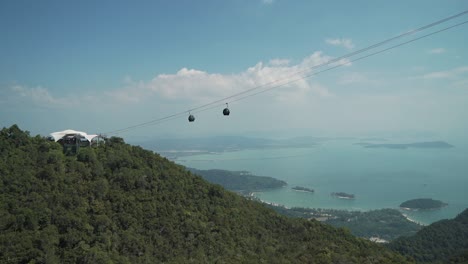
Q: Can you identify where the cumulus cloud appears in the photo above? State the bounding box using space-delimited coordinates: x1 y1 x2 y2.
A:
325 38 355 50
269 58 290 66
5 51 349 112
428 48 446 54
111 51 345 104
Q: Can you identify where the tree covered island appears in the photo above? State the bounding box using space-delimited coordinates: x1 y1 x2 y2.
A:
400 198 448 210
292 186 314 193
332 192 355 199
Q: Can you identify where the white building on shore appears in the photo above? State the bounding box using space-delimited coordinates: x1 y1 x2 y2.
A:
48 129 104 147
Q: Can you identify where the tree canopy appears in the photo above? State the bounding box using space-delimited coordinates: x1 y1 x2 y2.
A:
0 125 410 263
389 209 468 263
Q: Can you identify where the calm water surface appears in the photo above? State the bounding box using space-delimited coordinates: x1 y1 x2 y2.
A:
178 140 468 224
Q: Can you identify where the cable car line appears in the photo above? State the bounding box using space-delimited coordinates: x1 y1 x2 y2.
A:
226 19 468 105
182 9 468 115
103 11 468 136
106 19 468 135
107 19 468 135
177 18 468 124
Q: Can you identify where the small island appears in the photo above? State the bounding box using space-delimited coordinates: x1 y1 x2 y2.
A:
400 198 448 210
292 186 314 193
332 192 355 199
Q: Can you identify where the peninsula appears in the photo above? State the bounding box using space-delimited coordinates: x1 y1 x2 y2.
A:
188 168 287 191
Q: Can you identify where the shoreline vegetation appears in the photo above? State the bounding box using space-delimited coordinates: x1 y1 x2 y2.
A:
192 167 428 241
189 167 448 234
258 201 423 241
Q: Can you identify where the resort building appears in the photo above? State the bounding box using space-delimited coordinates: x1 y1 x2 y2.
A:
48 129 104 147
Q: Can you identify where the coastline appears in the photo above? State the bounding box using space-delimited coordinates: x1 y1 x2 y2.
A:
402 213 427 226
181 143 468 225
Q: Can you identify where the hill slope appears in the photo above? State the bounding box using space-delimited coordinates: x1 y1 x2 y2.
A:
0 125 409 263
388 209 468 263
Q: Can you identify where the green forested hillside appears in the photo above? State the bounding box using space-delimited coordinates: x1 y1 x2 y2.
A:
389 209 468 263
0 125 409 263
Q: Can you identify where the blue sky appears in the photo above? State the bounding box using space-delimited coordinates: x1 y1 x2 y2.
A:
1 0 468 141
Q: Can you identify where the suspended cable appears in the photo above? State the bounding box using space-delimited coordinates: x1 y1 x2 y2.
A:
181 20 468 123
226 20 468 105
103 11 468 135
185 10 468 114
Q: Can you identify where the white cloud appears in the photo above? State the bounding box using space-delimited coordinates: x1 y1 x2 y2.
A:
325 38 355 50
420 66 468 79
269 58 290 66
261 0 274 4
5 51 350 113
111 51 344 104
428 48 446 54
10 85 71 108
5 84 102 110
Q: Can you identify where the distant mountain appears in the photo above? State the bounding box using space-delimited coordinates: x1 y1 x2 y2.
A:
136 136 326 157
357 141 454 150
0 125 409 263
389 209 468 263
187 168 286 191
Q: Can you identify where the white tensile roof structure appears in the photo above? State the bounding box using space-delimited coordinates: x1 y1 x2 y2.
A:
49 129 99 143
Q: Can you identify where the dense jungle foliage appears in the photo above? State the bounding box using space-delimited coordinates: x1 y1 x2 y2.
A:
389 209 468 263
0 125 410 263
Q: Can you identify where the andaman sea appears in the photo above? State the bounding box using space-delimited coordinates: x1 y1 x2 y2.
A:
177 139 468 225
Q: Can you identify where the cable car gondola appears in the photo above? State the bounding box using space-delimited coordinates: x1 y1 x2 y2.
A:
188 114 195 122
223 103 230 116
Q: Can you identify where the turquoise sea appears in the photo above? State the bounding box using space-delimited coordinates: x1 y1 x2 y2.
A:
177 140 468 225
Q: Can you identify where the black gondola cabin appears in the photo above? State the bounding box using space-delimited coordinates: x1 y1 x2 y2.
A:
188 114 195 122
